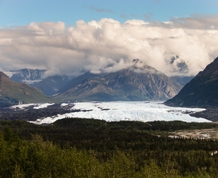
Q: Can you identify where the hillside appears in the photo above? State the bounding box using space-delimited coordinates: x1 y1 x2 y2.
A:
0 71 53 107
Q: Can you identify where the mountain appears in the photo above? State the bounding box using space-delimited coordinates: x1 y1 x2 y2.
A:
9 69 46 84
59 72 105 93
57 60 182 102
0 71 53 107
165 57 218 107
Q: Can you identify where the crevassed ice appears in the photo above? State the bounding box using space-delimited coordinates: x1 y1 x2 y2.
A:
30 101 210 125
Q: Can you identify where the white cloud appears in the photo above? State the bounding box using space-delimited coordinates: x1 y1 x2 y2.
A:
1 16 218 77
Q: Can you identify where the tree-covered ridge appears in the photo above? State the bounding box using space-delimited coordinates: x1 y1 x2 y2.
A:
0 119 218 177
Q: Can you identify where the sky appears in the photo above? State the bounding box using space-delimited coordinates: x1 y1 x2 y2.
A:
1 0 218 77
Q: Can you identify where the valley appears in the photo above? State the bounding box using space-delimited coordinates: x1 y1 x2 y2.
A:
1 57 218 177
1 2 218 176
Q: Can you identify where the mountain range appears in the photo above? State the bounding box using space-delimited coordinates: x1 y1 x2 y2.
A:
165 57 218 107
1 56 218 119
7 68 192 97
0 59 183 106
5 56 218 107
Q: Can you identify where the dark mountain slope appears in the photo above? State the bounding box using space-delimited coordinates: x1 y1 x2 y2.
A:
165 57 218 107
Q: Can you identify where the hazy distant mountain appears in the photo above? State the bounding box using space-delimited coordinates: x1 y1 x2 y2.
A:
0 71 53 107
57 60 182 101
31 75 72 96
9 69 46 84
165 57 218 107
170 76 194 86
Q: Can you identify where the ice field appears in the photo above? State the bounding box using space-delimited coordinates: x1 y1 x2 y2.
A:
29 101 210 124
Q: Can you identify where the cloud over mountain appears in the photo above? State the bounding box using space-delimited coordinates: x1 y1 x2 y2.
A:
1 16 218 77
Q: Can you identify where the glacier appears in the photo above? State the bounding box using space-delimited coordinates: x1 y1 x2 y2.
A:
30 101 210 125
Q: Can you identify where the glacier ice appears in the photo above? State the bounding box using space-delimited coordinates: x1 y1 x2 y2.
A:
30 101 210 125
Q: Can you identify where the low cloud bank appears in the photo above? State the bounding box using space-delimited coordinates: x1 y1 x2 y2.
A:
1 15 218 77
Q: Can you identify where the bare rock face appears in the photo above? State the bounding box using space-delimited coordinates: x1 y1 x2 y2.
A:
165 57 218 107
57 60 182 102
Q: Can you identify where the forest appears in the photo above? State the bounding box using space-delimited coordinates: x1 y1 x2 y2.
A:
0 118 218 178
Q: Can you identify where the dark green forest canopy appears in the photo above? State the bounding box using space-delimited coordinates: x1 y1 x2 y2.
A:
0 119 218 177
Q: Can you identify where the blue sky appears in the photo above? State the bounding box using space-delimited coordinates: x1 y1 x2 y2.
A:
1 0 218 27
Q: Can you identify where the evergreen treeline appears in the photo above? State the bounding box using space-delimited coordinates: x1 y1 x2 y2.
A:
0 119 218 177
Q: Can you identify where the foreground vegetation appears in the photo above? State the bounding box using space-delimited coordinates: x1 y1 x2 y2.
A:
0 119 218 177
